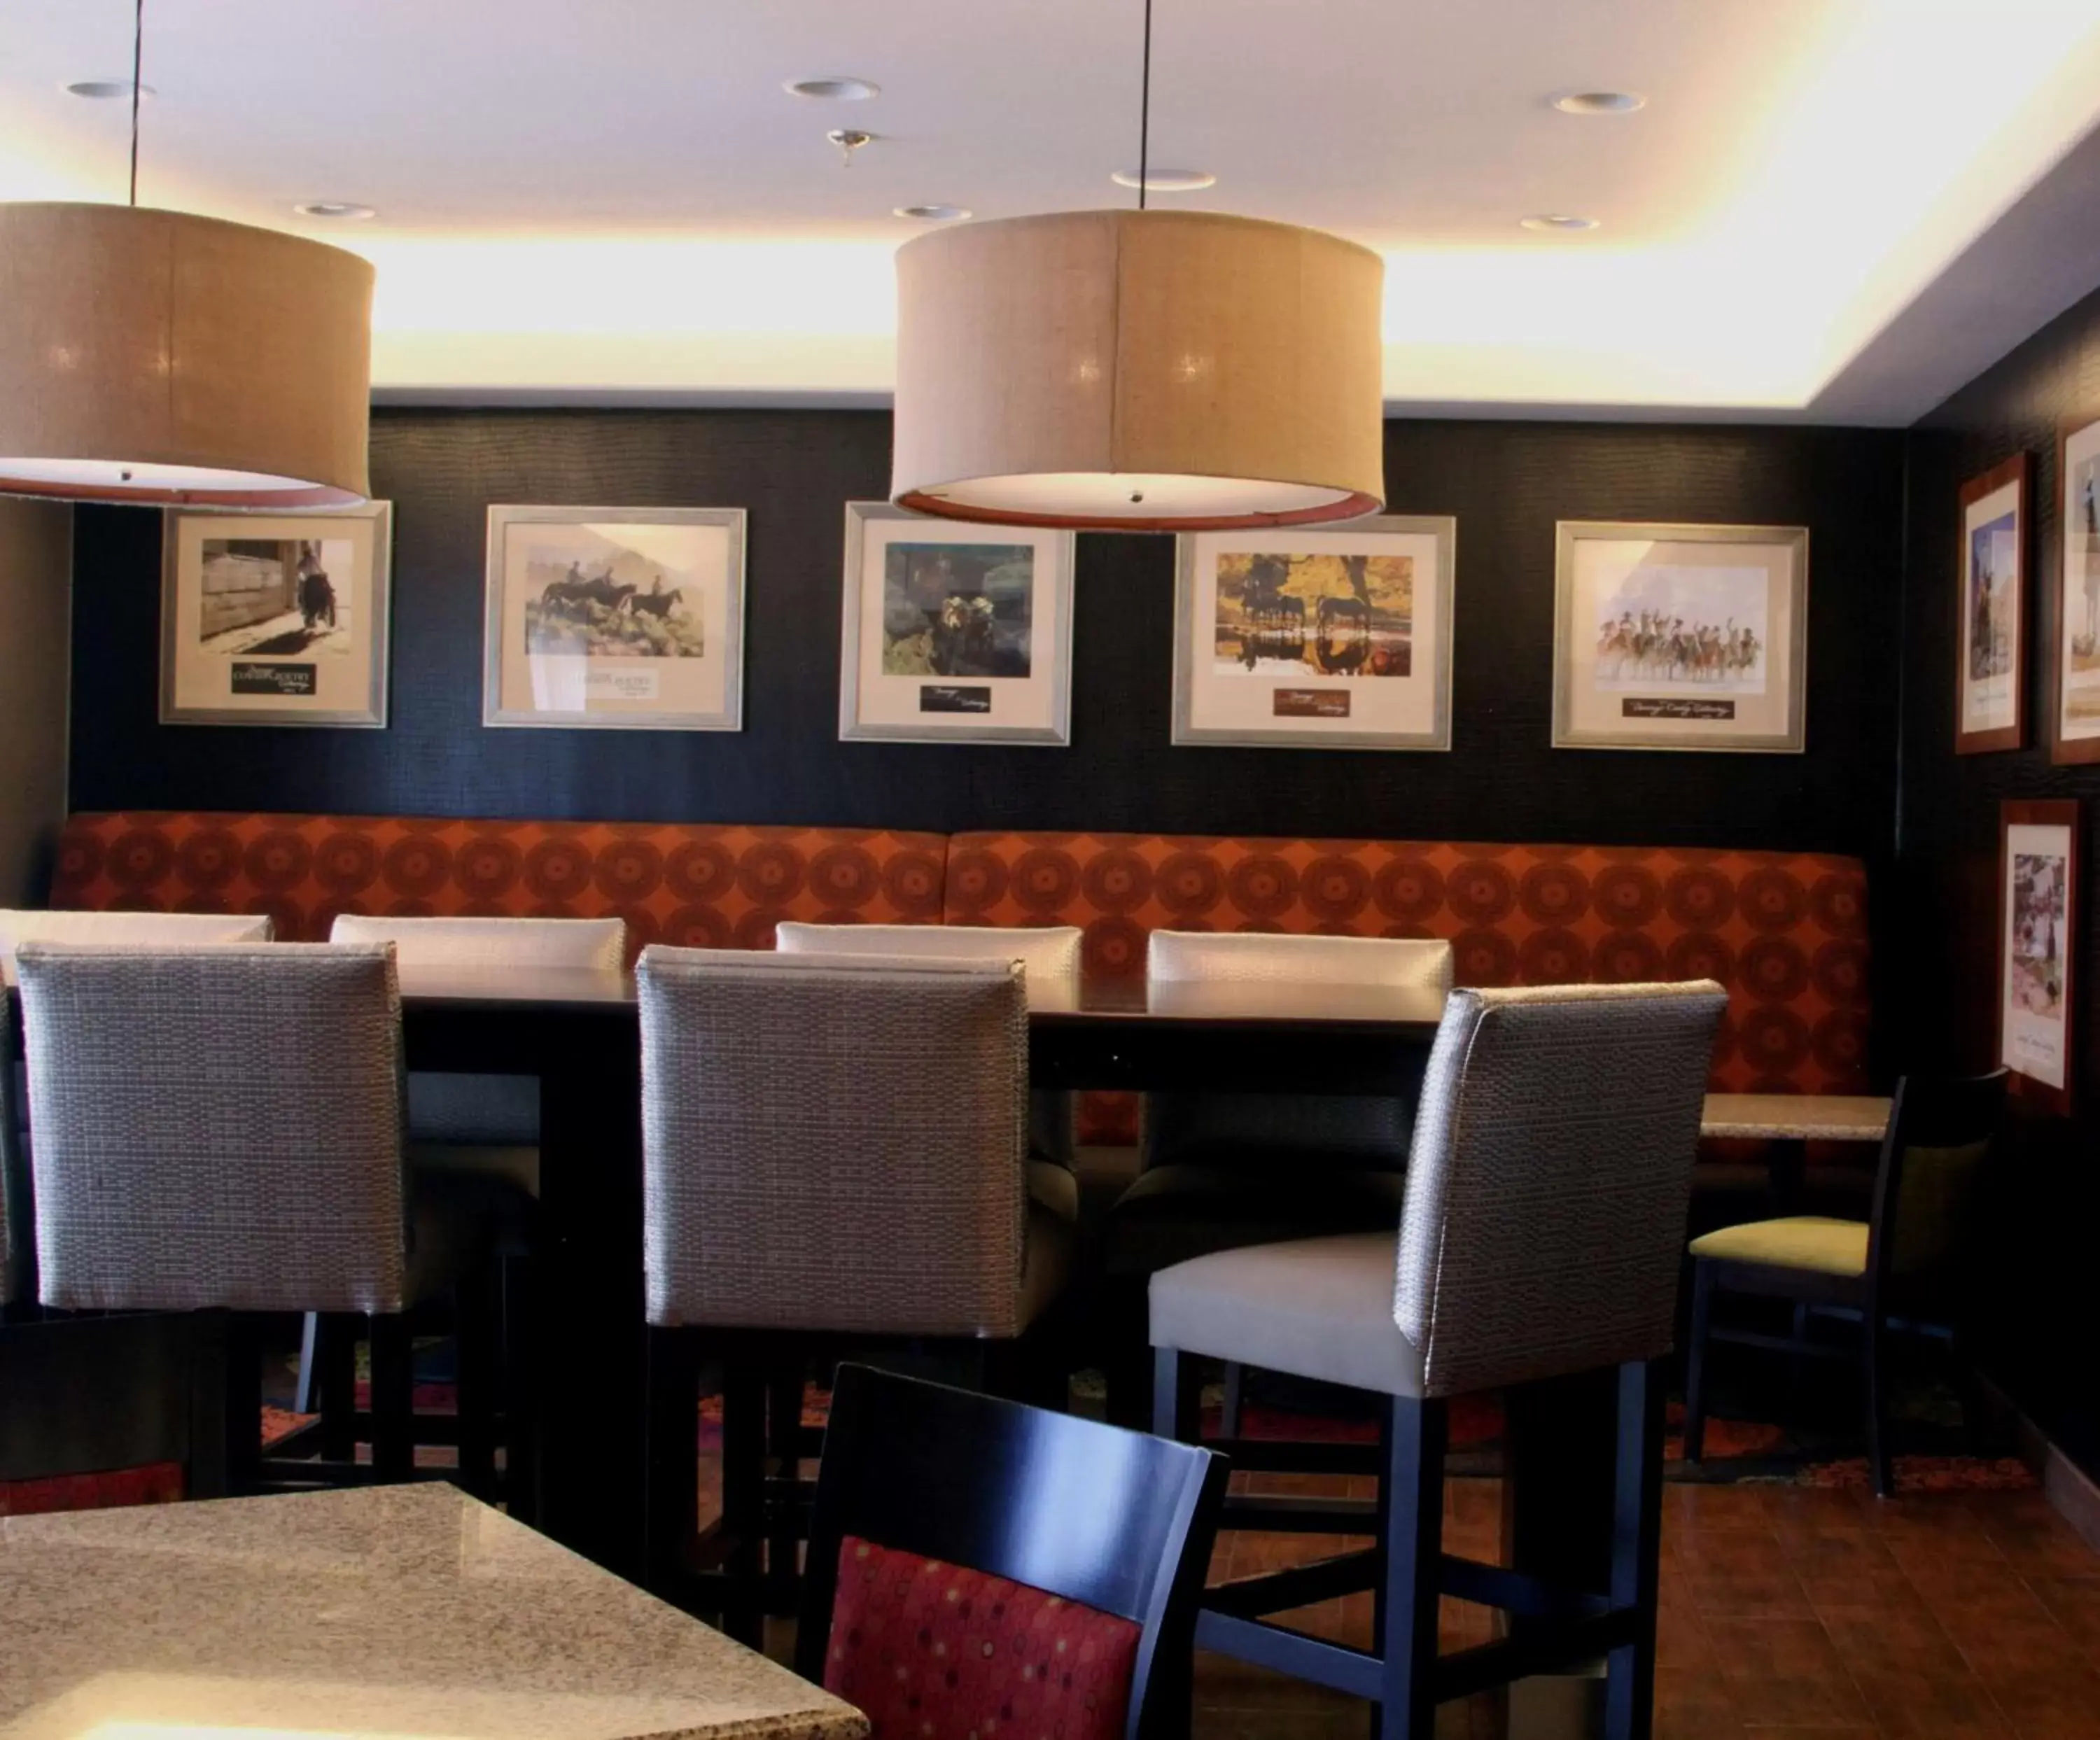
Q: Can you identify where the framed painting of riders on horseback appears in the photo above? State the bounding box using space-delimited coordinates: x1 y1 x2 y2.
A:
482 505 747 731
839 503 1074 745
1955 454 2031 756
2050 413 2100 766
1552 521 1808 753
159 500 392 727
1170 516 1456 751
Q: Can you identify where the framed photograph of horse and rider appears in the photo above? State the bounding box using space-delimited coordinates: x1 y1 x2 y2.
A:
159 500 393 728
2051 412 2100 765
1170 517 1457 751
1955 454 2032 756
482 505 748 731
839 503 1076 745
1551 521 1809 753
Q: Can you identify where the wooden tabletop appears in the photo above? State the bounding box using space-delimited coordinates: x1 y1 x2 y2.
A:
0 1485 866 1740
1700 1093 1892 1142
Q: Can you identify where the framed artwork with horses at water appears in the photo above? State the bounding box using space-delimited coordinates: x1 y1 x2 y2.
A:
160 500 393 728
839 502 1075 745
1170 516 1457 750
482 505 748 731
1552 520 1808 752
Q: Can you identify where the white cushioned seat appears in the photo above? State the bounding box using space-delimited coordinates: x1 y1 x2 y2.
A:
329 913 626 971
1147 929 1453 989
777 922 1082 995
1149 1233 1426 1397
0 909 272 985
1687 1216 1869 1277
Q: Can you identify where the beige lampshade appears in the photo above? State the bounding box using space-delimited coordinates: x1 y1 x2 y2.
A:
0 202 374 507
892 209 1385 530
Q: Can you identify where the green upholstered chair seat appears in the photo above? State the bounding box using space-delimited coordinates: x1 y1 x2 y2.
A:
1687 1215 1868 1278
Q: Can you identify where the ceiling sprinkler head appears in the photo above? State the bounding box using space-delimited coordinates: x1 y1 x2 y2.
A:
827 128 874 167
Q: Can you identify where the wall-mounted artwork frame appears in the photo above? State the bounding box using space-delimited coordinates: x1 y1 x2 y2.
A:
482 505 746 731
1551 520 1809 753
839 502 1074 745
1999 797 2079 1116
1955 454 2031 755
2051 412 2100 764
1170 516 1457 752
160 500 392 728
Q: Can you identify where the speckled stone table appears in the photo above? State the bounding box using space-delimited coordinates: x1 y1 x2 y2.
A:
1700 1092 1892 1214
0 1484 868 1740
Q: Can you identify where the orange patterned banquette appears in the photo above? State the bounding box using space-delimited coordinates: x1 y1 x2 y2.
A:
48 815 1870 1144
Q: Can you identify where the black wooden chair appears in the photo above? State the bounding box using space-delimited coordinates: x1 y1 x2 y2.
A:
1684 1069 2008 1497
796 1363 1227 1740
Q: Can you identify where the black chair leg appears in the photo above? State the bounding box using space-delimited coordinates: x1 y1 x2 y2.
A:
317 1312 358 1464
188 1310 232 1499
1152 1345 1200 1442
1374 1394 1446 1740
1219 1361 1246 1438
644 1328 701 1596
370 1311 415 1482
500 1253 540 1522
1863 1312 1893 1499
721 1360 767 1646
766 1361 805 1593
453 1270 498 1501
223 1312 262 1496
1682 1263 1715 1465
1604 1359 1665 1740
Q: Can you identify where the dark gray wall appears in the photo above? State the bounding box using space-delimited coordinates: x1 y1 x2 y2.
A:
0 500 71 906
71 411 1905 861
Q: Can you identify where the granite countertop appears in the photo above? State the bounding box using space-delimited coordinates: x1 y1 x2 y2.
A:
0 1484 868 1740
1700 1092 1893 1142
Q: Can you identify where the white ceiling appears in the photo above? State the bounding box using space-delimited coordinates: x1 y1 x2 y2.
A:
6 0 2100 421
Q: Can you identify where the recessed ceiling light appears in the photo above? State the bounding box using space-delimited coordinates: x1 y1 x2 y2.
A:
786 76 879 101
1109 168 1215 192
895 204 972 222
64 78 155 100
294 201 377 220
1520 213 1600 232
1552 90 1644 115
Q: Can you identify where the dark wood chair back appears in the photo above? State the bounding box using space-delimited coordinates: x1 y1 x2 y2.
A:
1865 1069 2009 1314
797 1363 1228 1740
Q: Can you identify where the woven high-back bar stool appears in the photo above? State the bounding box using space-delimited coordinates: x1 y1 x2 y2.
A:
635 946 1072 1640
1151 979 1726 1739
14 941 491 1496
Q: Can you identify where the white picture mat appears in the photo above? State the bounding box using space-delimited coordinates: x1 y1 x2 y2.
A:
1961 477 2022 735
483 507 746 731
1558 531 1803 748
1175 524 1450 747
2001 820 2073 1091
2059 417 2100 743
162 505 389 726
840 505 1072 743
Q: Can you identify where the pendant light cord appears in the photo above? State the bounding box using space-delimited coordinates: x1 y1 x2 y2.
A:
1136 0 1152 211
127 0 144 207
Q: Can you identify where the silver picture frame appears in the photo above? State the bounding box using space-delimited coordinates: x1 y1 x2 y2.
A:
159 499 393 729
1170 515 1457 751
482 504 748 731
1551 519 1809 754
839 502 1075 745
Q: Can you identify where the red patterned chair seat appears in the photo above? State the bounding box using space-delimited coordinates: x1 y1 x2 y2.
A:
941 832 1871 1144
48 813 951 960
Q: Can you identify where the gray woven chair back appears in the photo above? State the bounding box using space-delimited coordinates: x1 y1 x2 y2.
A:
15 942 411 1315
637 946 1029 1336
0 990 18 1305
1396 979 1727 1397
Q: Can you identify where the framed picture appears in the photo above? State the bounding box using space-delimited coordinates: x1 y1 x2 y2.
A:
482 505 746 731
159 501 391 727
839 503 1074 745
1956 454 2031 754
2051 412 2100 764
1999 799 2079 1115
1552 521 1808 753
1170 517 1457 751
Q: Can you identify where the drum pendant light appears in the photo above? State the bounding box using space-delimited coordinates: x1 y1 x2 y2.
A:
890 1 1385 531
0 1 373 507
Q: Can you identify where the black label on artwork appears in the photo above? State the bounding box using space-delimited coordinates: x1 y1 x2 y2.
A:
1274 688 1351 719
232 661 316 697
1623 696 1734 721
920 685 993 713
